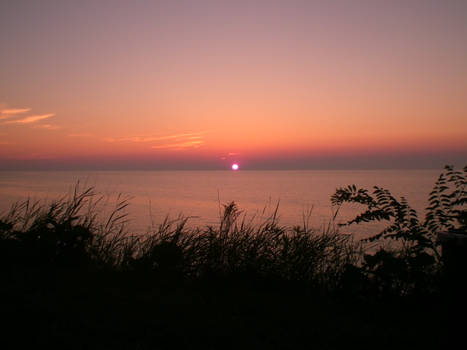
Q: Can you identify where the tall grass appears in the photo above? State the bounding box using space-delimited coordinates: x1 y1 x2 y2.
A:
0 183 360 291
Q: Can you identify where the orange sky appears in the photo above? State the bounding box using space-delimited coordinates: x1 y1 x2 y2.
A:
1 0 466 169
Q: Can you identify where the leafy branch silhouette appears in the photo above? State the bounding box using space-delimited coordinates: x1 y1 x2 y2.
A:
331 165 467 259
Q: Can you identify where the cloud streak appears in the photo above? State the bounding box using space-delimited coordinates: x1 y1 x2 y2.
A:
0 106 57 129
67 133 94 138
102 131 206 150
103 132 204 143
0 108 31 115
4 113 55 125
34 123 61 130
151 140 204 150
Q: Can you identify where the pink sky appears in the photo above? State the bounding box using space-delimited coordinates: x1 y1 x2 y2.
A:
1 0 466 169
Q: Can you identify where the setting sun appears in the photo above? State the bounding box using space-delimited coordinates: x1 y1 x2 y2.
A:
231 163 239 171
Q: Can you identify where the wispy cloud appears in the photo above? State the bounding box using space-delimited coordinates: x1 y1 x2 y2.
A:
220 152 240 160
68 133 94 138
102 131 206 150
0 108 31 115
34 123 62 130
4 113 55 125
151 133 205 150
148 133 204 142
103 132 204 143
151 140 204 150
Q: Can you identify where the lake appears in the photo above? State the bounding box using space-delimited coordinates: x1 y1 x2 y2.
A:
0 169 441 239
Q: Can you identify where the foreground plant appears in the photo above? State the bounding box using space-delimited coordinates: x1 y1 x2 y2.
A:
0 185 360 292
0 183 131 268
331 165 466 296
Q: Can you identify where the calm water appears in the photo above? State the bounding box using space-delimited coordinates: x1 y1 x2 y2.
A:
0 170 440 239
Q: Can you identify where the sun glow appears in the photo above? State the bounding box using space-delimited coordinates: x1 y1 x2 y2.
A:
231 163 239 171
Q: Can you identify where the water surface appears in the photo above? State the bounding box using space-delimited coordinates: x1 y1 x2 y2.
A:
0 169 440 239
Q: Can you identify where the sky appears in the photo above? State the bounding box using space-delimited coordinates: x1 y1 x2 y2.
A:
0 0 466 170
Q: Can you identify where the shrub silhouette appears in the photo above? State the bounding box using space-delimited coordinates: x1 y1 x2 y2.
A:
331 164 466 296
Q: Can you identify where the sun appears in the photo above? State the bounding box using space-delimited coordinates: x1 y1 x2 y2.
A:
231 163 239 171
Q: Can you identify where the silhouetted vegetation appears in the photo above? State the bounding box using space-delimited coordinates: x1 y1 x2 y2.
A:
1 166 466 349
0 183 360 290
332 165 466 298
